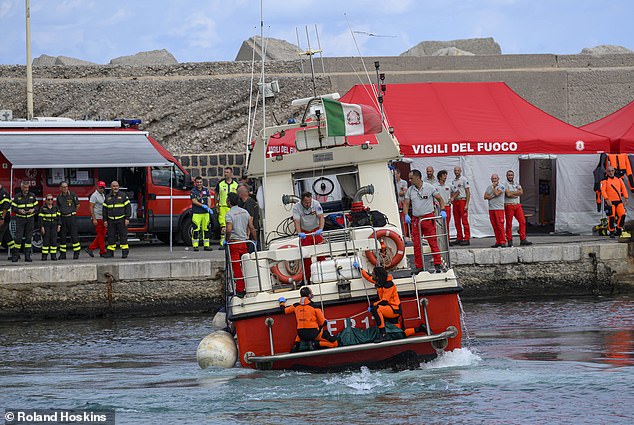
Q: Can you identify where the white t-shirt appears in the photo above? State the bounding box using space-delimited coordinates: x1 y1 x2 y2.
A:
505 181 521 205
435 182 452 205
486 184 506 210
291 199 323 231
405 182 438 216
451 176 470 199
89 189 105 220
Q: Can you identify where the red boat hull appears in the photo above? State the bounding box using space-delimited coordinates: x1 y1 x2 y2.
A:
235 292 462 370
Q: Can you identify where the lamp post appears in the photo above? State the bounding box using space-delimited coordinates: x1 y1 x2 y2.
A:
26 0 34 120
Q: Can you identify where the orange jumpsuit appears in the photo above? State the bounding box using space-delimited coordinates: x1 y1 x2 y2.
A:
282 297 338 348
601 176 628 234
361 269 402 329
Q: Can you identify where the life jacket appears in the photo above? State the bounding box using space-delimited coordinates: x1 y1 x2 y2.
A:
606 154 634 190
284 297 326 330
601 176 628 203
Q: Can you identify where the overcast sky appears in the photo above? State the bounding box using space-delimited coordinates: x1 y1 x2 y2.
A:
0 0 632 65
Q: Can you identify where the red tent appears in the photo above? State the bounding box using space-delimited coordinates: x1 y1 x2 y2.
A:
338 82 609 156
580 99 634 153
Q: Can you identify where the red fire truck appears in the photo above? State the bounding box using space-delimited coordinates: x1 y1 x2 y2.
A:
0 118 213 249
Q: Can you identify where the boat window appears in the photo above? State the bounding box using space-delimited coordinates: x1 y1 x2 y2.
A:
292 166 359 213
47 168 94 186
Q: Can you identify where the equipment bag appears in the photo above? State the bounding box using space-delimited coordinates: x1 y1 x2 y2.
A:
370 210 388 227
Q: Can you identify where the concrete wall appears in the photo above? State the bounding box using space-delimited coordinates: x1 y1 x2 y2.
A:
1 243 632 320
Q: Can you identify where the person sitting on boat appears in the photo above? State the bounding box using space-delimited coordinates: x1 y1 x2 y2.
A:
291 191 325 284
278 286 338 351
354 262 428 342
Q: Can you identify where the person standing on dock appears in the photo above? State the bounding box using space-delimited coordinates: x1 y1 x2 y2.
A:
292 191 325 284
484 174 507 248
450 166 471 246
10 181 38 262
601 165 629 238
0 182 16 260
103 181 131 258
394 168 409 237
190 176 214 251
435 170 452 231
504 170 532 247
39 194 60 261
403 169 445 273
225 192 256 298
85 181 107 258
57 181 81 259
215 167 239 248
237 184 260 250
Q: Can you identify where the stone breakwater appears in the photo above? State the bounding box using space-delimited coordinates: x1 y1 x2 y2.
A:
0 242 632 320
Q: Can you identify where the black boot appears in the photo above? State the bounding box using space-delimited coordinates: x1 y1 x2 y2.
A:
103 251 114 258
24 251 32 263
41 254 47 261
59 252 66 260
73 251 80 260
51 254 57 261
122 249 129 259
11 248 19 262
415 323 428 335
290 342 301 353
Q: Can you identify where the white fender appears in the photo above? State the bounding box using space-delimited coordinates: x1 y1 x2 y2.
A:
196 331 238 369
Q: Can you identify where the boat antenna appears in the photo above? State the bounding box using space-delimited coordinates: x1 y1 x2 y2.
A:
314 24 327 76
260 0 267 234
245 27 258 167
25 0 34 120
295 27 305 75
302 25 320 98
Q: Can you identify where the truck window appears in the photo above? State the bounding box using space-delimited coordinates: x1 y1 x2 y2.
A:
47 168 94 186
151 166 187 188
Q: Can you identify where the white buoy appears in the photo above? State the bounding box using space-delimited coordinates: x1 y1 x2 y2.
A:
211 310 227 330
196 331 238 369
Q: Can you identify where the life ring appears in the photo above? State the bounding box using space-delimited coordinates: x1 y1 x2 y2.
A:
270 244 304 284
365 229 405 269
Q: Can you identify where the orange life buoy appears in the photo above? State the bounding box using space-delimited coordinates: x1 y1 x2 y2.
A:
270 244 304 283
365 229 405 269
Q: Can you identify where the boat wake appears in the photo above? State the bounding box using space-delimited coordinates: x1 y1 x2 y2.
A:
422 348 482 370
323 366 396 393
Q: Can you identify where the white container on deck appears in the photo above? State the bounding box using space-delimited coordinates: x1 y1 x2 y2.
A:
242 255 273 292
310 256 361 284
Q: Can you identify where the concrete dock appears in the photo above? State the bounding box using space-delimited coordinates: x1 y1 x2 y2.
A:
1 235 632 320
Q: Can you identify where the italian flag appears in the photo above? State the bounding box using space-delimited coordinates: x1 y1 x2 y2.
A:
322 97 382 137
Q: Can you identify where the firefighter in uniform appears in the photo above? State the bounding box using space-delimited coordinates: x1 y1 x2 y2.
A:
190 176 214 251
601 165 629 238
215 167 238 247
57 181 81 259
39 194 61 261
103 180 131 258
0 182 16 260
11 181 38 262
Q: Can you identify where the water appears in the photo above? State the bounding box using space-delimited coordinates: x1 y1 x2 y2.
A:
1 296 633 424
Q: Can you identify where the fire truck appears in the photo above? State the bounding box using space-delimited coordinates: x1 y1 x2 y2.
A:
0 118 214 249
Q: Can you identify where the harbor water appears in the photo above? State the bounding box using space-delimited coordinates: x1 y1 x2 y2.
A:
1 295 633 424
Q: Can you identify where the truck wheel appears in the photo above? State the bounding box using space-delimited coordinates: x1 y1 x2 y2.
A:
181 216 193 246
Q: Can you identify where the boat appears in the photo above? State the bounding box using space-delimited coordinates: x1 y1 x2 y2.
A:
220 64 463 371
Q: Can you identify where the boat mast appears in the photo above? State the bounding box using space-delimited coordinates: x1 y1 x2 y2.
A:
25 0 34 120
260 0 267 236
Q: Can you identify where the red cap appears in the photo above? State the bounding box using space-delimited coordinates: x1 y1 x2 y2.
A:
97 181 106 188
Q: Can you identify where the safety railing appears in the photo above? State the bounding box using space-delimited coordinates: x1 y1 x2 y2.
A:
414 214 451 272
225 239 260 297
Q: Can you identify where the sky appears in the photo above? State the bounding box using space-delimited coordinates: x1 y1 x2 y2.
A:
0 0 633 65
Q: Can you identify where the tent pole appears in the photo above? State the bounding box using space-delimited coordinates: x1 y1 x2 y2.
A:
10 167 14 195
170 164 173 252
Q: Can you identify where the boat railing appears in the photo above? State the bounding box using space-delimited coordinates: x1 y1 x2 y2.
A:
415 214 451 272
225 239 261 296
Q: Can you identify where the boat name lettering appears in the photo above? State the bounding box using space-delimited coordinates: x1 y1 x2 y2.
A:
327 315 372 334
412 141 518 155
313 152 334 162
